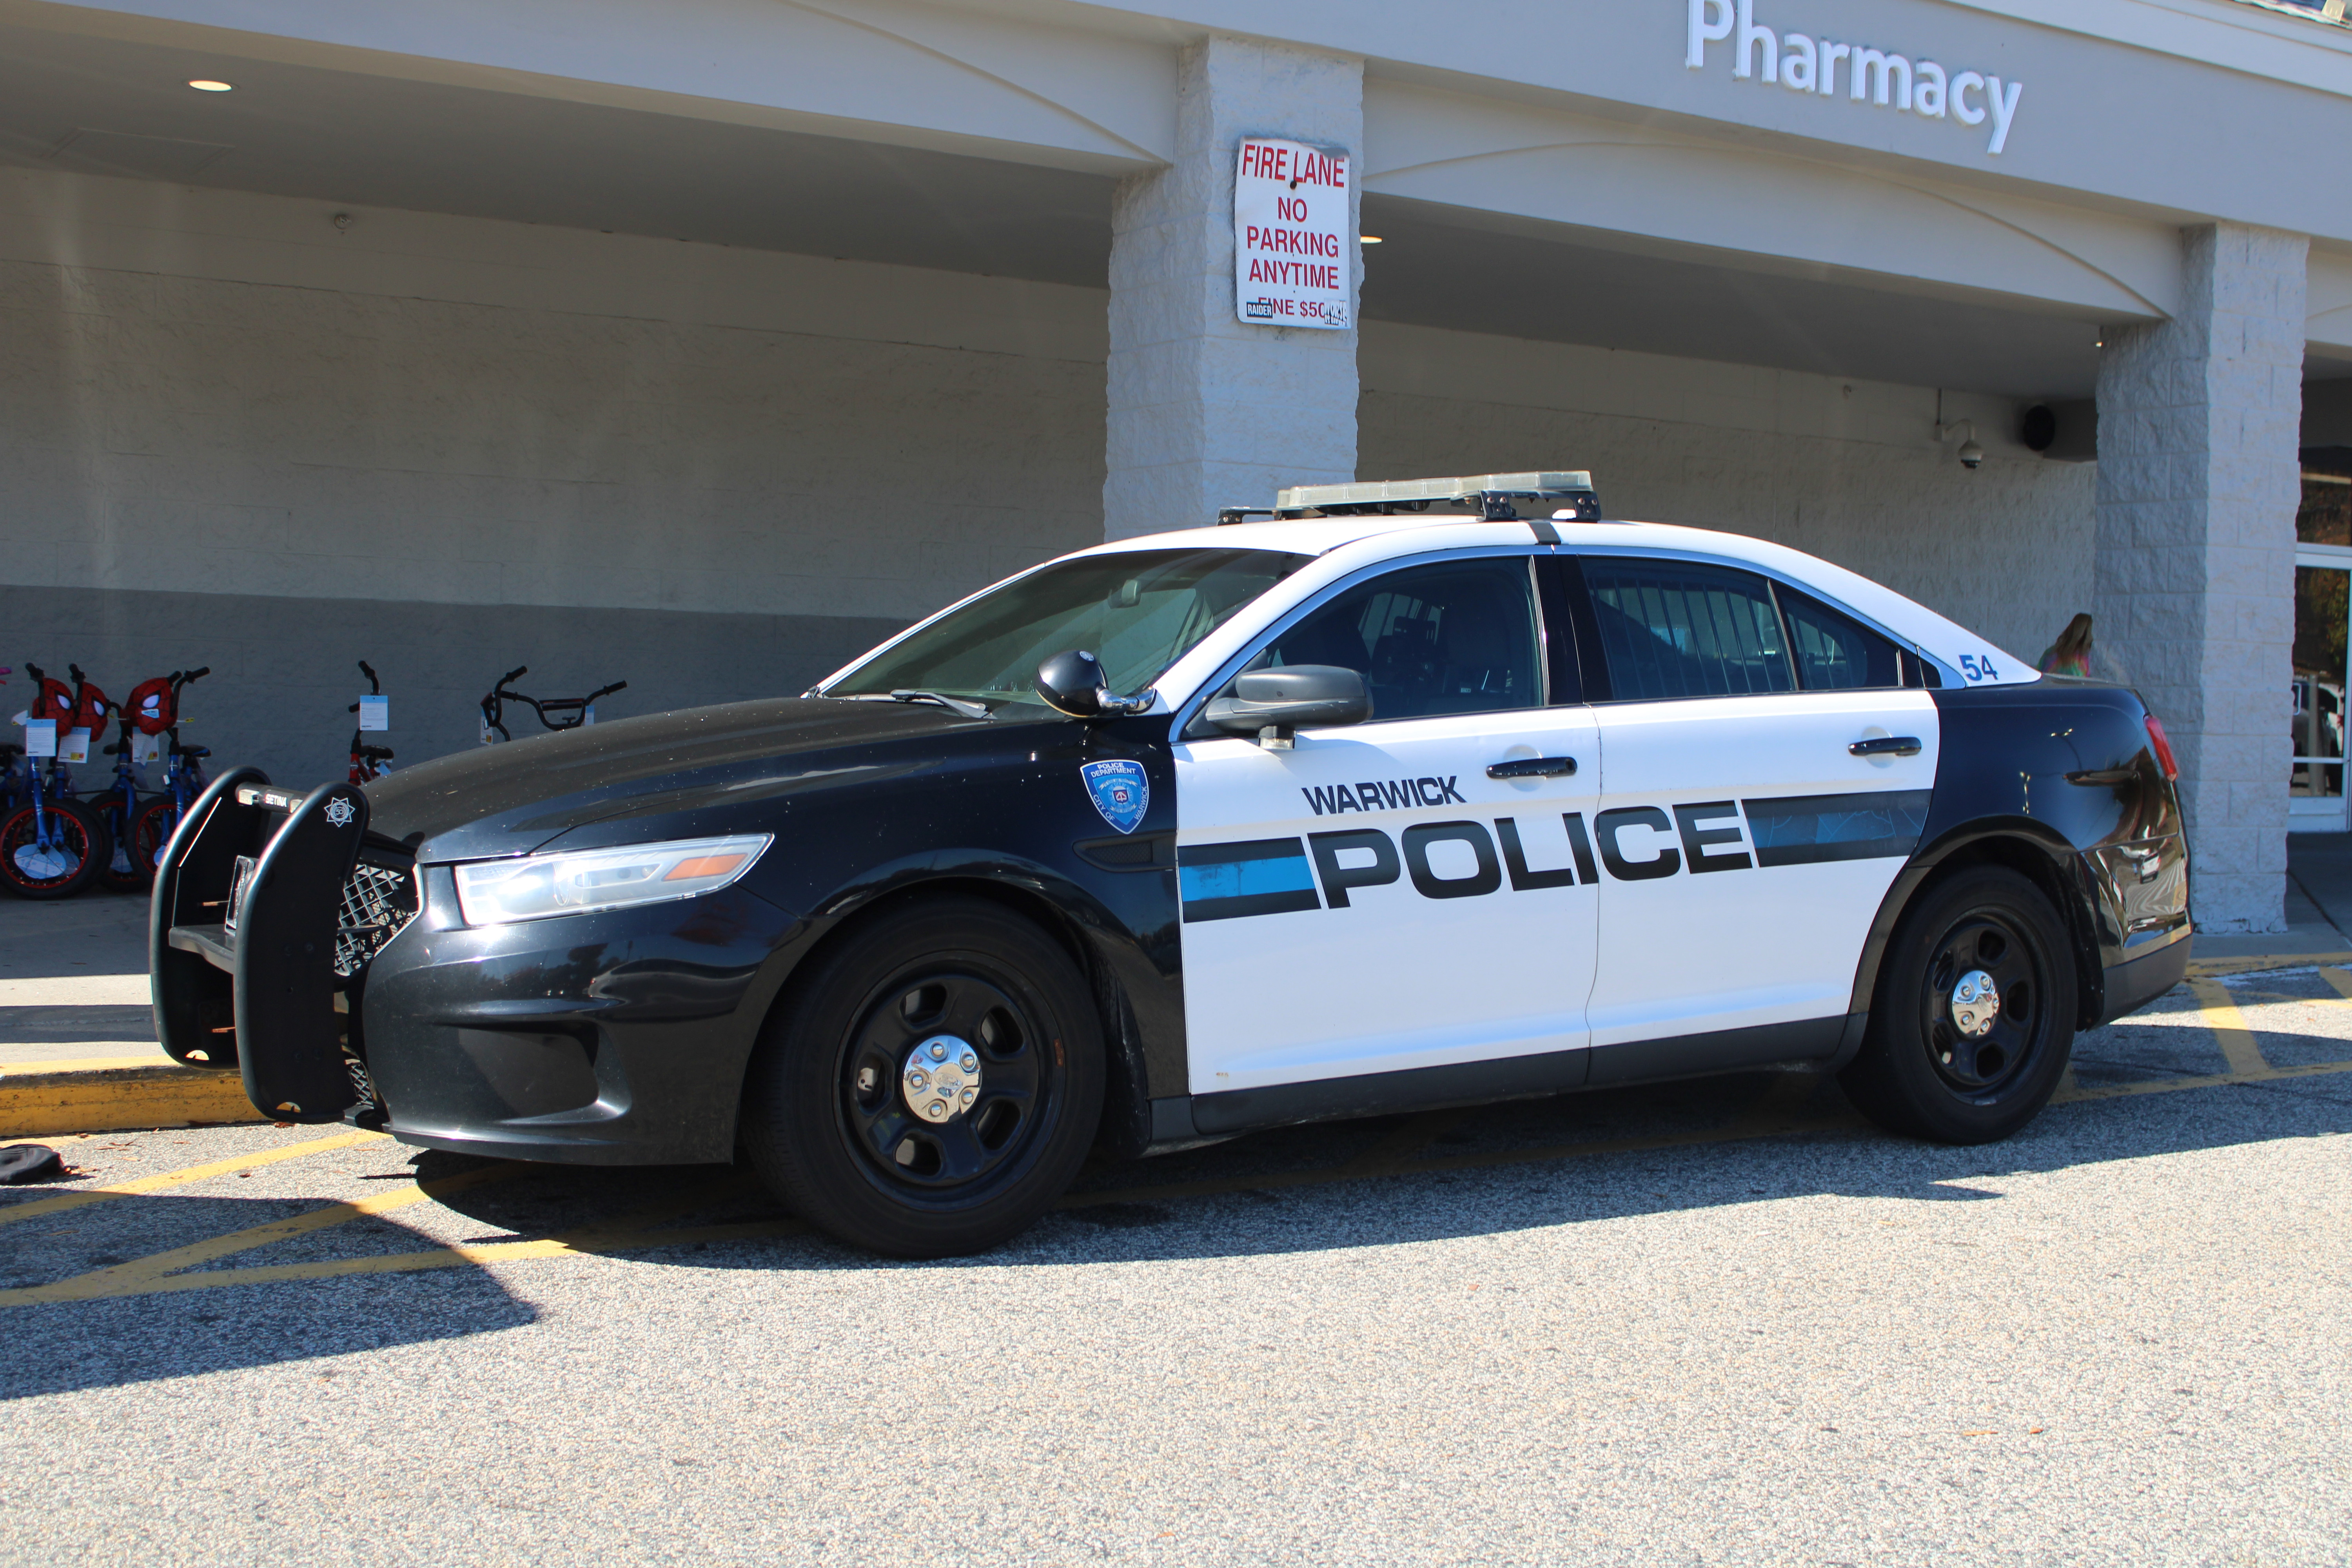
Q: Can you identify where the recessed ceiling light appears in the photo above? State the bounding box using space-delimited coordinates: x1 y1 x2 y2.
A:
187 79 233 92
1359 235 1383 244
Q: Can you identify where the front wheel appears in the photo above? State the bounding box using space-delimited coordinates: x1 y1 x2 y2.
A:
0 797 109 899
1842 866 2078 1145
740 896 1104 1258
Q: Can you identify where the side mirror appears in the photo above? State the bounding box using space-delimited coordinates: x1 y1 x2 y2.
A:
1035 650 1154 720
1203 665 1371 749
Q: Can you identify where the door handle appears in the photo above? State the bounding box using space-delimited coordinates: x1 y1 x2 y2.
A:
1487 756 1577 779
1849 736 1922 757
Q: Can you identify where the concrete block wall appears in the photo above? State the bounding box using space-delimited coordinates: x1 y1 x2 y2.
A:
0 168 1108 786
1359 323 2097 667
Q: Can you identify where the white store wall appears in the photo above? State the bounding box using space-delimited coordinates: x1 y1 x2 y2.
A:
1360 324 2097 670
0 167 2103 788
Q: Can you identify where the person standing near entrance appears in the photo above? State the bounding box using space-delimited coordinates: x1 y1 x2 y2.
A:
2040 613 2094 677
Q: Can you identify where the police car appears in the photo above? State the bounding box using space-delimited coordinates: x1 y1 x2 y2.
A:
151 472 2191 1257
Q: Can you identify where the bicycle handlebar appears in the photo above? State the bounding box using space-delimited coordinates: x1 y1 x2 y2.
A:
498 666 529 689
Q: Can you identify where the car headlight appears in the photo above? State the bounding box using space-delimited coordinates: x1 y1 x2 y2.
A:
453 834 772 926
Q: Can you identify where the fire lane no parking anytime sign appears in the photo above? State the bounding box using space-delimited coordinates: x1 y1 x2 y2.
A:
1233 137 1351 331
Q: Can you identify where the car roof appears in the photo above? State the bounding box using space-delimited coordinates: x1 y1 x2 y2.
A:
1082 514 2035 691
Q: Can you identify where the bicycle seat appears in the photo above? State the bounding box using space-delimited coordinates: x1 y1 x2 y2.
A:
358 745 394 760
102 740 125 755
177 744 211 759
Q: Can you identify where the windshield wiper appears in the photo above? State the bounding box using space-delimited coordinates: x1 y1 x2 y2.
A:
887 689 992 719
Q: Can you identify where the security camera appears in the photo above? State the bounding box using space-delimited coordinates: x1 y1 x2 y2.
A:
1938 417 1984 472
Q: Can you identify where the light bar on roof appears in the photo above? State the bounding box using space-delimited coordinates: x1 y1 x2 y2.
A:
1275 471 1593 511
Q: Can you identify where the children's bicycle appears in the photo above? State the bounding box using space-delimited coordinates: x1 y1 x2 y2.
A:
93 666 208 893
1 662 111 899
479 666 627 744
348 661 394 784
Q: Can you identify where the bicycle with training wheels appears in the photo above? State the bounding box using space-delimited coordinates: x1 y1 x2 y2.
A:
91 666 209 893
348 661 394 784
2 662 111 898
479 665 626 744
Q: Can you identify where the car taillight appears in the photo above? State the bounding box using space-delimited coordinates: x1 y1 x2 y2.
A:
2144 713 2179 781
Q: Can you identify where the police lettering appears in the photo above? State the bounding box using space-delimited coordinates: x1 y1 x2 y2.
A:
1305 805 1753 907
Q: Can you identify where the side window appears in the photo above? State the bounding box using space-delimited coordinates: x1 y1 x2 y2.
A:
1777 586 1902 690
1581 559 1793 701
1252 556 1543 720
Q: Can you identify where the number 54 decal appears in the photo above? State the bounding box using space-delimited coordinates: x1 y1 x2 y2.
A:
1958 653 2002 682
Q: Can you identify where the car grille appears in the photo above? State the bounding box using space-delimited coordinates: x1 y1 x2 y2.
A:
336 861 420 978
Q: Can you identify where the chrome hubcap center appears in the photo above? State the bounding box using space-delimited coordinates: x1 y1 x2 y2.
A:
1950 970 2001 1038
902 1035 981 1124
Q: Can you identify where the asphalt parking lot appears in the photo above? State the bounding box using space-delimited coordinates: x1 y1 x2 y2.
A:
4 957 2350 1566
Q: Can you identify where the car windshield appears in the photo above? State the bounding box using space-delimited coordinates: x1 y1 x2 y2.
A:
827 546 1308 711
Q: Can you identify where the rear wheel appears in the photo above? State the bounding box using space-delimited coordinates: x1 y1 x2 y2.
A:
0 797 109 899
740 895 1103 1258
1842 866 2078 1144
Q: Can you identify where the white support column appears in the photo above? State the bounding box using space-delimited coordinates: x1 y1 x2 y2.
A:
2094 224 2308 933
1103 36 1362 540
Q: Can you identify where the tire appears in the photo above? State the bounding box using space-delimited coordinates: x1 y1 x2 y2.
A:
740 895 1105 1258
1841 866 2078 1145
95 794 164 893
0 797 110 899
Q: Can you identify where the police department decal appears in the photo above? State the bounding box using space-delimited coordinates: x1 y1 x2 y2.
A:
324 797 357 827
1081 759 1149 835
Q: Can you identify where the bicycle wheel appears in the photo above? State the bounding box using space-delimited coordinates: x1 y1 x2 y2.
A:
0 797 108 898
102 795 177 893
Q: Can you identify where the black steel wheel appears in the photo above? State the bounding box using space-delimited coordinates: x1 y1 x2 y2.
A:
0 797 108 899
1842 866 2078 1144
740 895 1103 1257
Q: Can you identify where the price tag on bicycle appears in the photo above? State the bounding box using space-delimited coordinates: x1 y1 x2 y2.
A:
59 727 90 764
133 730 164 767
22 719 55 758
358 693 389 731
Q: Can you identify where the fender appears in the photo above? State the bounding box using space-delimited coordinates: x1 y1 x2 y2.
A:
1843 817 2102 1053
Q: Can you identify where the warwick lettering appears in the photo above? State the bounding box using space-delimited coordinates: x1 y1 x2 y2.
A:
1686 0 2026 156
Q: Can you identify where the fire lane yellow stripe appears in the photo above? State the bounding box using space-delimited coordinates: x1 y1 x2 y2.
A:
2187 977 2272 1075
0 1129 386 1231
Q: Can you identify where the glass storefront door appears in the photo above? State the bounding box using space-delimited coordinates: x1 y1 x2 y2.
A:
2294 472 2352 833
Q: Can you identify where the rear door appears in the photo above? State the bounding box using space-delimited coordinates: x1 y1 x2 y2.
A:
1172 550 1602 1099
1567 554 1940 1077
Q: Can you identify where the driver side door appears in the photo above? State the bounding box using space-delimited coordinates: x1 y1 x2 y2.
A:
1171 551 1602 1111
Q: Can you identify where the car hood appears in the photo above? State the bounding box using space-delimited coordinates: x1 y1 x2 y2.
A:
363 697 995 863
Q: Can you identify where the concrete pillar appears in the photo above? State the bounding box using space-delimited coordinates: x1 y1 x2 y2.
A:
2094 224 2309 933
1103 36 1362 541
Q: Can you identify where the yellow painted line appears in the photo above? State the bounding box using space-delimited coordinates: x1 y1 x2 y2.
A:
2187 977 2271 1075
2051 1057 2352 1103
0 1161 521 1305
2186 951 2352 978
0 1176 800 1302
2322 967 2352 1003
0 1062 262 1138
0 1128 385 1229
17 1051 2352 1307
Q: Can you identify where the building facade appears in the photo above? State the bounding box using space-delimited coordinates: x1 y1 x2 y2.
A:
1 0 2347 929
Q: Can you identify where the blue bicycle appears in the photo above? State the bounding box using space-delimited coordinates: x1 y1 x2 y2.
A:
1 662 109 899
107 667 210 892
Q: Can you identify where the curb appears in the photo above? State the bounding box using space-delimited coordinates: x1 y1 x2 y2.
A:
2185 951 2352 979
0 1059 263 1138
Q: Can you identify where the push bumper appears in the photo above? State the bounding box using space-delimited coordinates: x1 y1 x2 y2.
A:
152 771 410 1125
151 768 800 1160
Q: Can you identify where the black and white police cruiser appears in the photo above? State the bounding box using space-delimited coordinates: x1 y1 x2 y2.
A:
152 472 2191 1256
